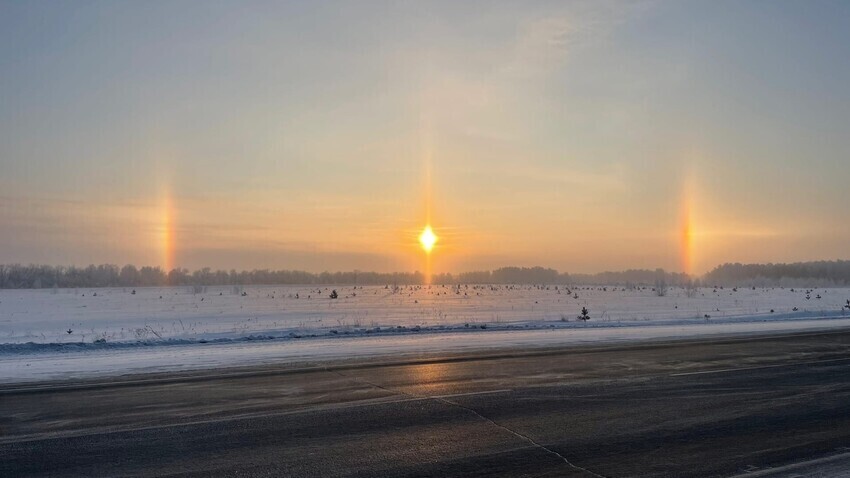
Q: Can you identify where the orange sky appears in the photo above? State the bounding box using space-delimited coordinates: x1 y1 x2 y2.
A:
2 2 849 275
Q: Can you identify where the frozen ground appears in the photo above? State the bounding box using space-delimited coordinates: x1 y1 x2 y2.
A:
2 284 850 382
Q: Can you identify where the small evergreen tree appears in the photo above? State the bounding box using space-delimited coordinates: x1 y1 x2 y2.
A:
578 306 590 321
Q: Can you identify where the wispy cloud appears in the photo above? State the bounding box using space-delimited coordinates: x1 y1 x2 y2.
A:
501 1 651 77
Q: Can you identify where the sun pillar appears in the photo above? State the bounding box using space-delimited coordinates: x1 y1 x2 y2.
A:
160 187 176 273
418 83 437 285
680 175 695 276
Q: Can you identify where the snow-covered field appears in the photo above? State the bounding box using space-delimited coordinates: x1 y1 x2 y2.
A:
2 284 850 383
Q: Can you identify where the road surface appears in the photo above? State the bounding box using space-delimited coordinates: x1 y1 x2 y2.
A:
3 329 850 477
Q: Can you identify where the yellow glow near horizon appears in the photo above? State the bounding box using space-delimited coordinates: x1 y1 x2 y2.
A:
680 173 696 275
160 188 176 272
419 225 437 253
681 209 693 275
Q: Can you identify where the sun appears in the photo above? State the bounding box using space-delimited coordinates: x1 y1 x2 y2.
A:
419 225 437 253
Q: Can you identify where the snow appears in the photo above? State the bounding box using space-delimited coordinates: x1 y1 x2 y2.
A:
1 284 849 383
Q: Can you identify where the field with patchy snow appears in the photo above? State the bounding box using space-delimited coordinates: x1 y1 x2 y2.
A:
2 284 849 345
1 284 850 382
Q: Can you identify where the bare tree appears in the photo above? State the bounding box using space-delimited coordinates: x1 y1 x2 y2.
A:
654 278 668 297
685 279 699 298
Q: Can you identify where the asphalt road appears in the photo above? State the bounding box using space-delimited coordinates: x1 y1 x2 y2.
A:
3 329 850 477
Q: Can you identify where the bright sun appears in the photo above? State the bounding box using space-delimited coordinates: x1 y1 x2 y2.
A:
419 225 437 253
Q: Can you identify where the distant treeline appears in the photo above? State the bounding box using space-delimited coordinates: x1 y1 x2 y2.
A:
438 267 690 287
704 260 850 287
0 264 693 289
10 261 847 289
571 269 691 286
0 264 425 289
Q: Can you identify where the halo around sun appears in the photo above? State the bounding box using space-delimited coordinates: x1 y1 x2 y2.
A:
419 225 437 253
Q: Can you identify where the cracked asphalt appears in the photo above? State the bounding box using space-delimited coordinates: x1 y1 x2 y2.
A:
3 329 850 477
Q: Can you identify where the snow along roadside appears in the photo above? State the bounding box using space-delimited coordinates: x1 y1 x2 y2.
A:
2 317 850 384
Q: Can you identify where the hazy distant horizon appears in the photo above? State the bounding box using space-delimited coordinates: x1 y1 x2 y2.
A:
0 257 840 277
2 238 849 276
4 258 850 281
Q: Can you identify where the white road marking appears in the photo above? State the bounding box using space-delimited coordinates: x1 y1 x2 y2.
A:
727 451 850 477
432 389 513 399
669 357 850 377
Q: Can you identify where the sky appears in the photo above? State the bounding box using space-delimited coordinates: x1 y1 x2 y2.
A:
1 0 849 275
